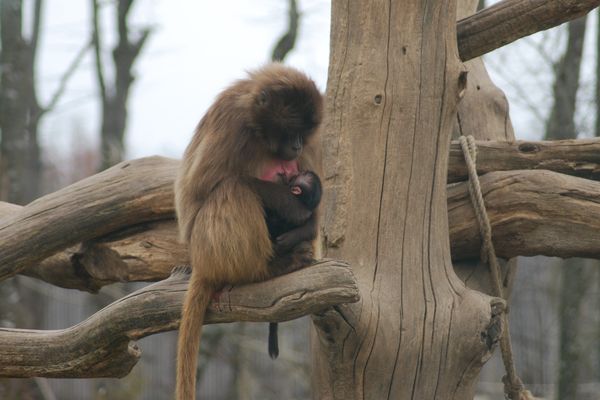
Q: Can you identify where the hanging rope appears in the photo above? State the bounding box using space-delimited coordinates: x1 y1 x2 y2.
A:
458 135 535 400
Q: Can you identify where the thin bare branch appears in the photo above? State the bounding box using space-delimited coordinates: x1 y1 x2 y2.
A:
271 0 299 62
91 0 107 104
42 39 93 114
30 0 43 58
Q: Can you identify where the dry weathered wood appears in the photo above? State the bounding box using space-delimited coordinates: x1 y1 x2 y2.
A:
314 1 498 398
21 221 187 292
20 220 187 292
17 168 600 288
0 260 358 378
457 0 600 61
5 168 600 288
448 138 600 183
0 156 177 281
449 170 600 260
1 136 599 290
454 0 518 306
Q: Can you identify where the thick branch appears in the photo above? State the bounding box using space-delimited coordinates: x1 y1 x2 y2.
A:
448 138 600 183
457 0 600 61
0 261 358 378
1 148 600 288
22 220 187 292
13 167 599 287
0 157 177 281
449 170 600 260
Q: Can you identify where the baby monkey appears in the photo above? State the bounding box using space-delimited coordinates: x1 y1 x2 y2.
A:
266 170 322 256
264 170 322 359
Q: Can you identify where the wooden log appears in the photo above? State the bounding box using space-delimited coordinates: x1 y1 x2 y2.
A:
448 138 600 183
0 156 177 281
0 260 358 378
457 0 600 61
0 152 599 289
449 170 600 259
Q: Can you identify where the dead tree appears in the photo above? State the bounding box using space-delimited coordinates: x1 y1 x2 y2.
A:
91 0 151 170
1 0 600 399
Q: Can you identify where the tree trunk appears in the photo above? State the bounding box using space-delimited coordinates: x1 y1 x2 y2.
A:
546 17 587 141
0 0 43 204
92 0 150 170
312 1 498 398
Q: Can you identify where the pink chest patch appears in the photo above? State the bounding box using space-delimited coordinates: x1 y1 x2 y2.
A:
260 159 299 182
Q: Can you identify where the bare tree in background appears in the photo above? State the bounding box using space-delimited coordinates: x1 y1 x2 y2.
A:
0 0 90 204
1 2 90 398
91 0 151 171
544 16 592 400
0 0 43 205
271 0 299 62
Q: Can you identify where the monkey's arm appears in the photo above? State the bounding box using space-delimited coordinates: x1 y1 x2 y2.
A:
274 213 317 254
243 177 312 225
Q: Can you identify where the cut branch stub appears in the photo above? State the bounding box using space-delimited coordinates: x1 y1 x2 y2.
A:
0 260 358 378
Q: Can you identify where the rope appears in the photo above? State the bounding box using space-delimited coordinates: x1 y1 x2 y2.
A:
458 135 535 400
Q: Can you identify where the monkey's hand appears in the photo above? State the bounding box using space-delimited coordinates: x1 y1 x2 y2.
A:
244 177 312 225
274 232 299 255
283 206 312 226
274 214 318 254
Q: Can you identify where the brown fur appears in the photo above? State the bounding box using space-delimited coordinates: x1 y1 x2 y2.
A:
174 63 322 399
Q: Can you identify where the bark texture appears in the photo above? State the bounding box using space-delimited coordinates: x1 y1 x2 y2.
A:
313 1 497 398
448 138 600 183
0 157 177 281
0 261 358 378
2 153 600 291
448 170 600 260
457 0 600 61
453 0 518 307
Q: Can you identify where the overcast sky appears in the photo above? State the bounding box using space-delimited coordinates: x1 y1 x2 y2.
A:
37 0 330 161
34 1 598 164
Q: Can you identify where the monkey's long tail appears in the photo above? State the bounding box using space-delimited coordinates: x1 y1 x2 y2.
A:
176 271 212 400
268 322 279 359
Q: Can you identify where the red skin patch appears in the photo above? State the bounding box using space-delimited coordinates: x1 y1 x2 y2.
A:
260 159 299 182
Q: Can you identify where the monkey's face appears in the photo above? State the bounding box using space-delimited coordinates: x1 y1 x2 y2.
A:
252 83 323 161
290 171 322 210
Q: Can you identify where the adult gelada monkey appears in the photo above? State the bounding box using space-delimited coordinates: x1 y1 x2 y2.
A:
174 63 323 399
